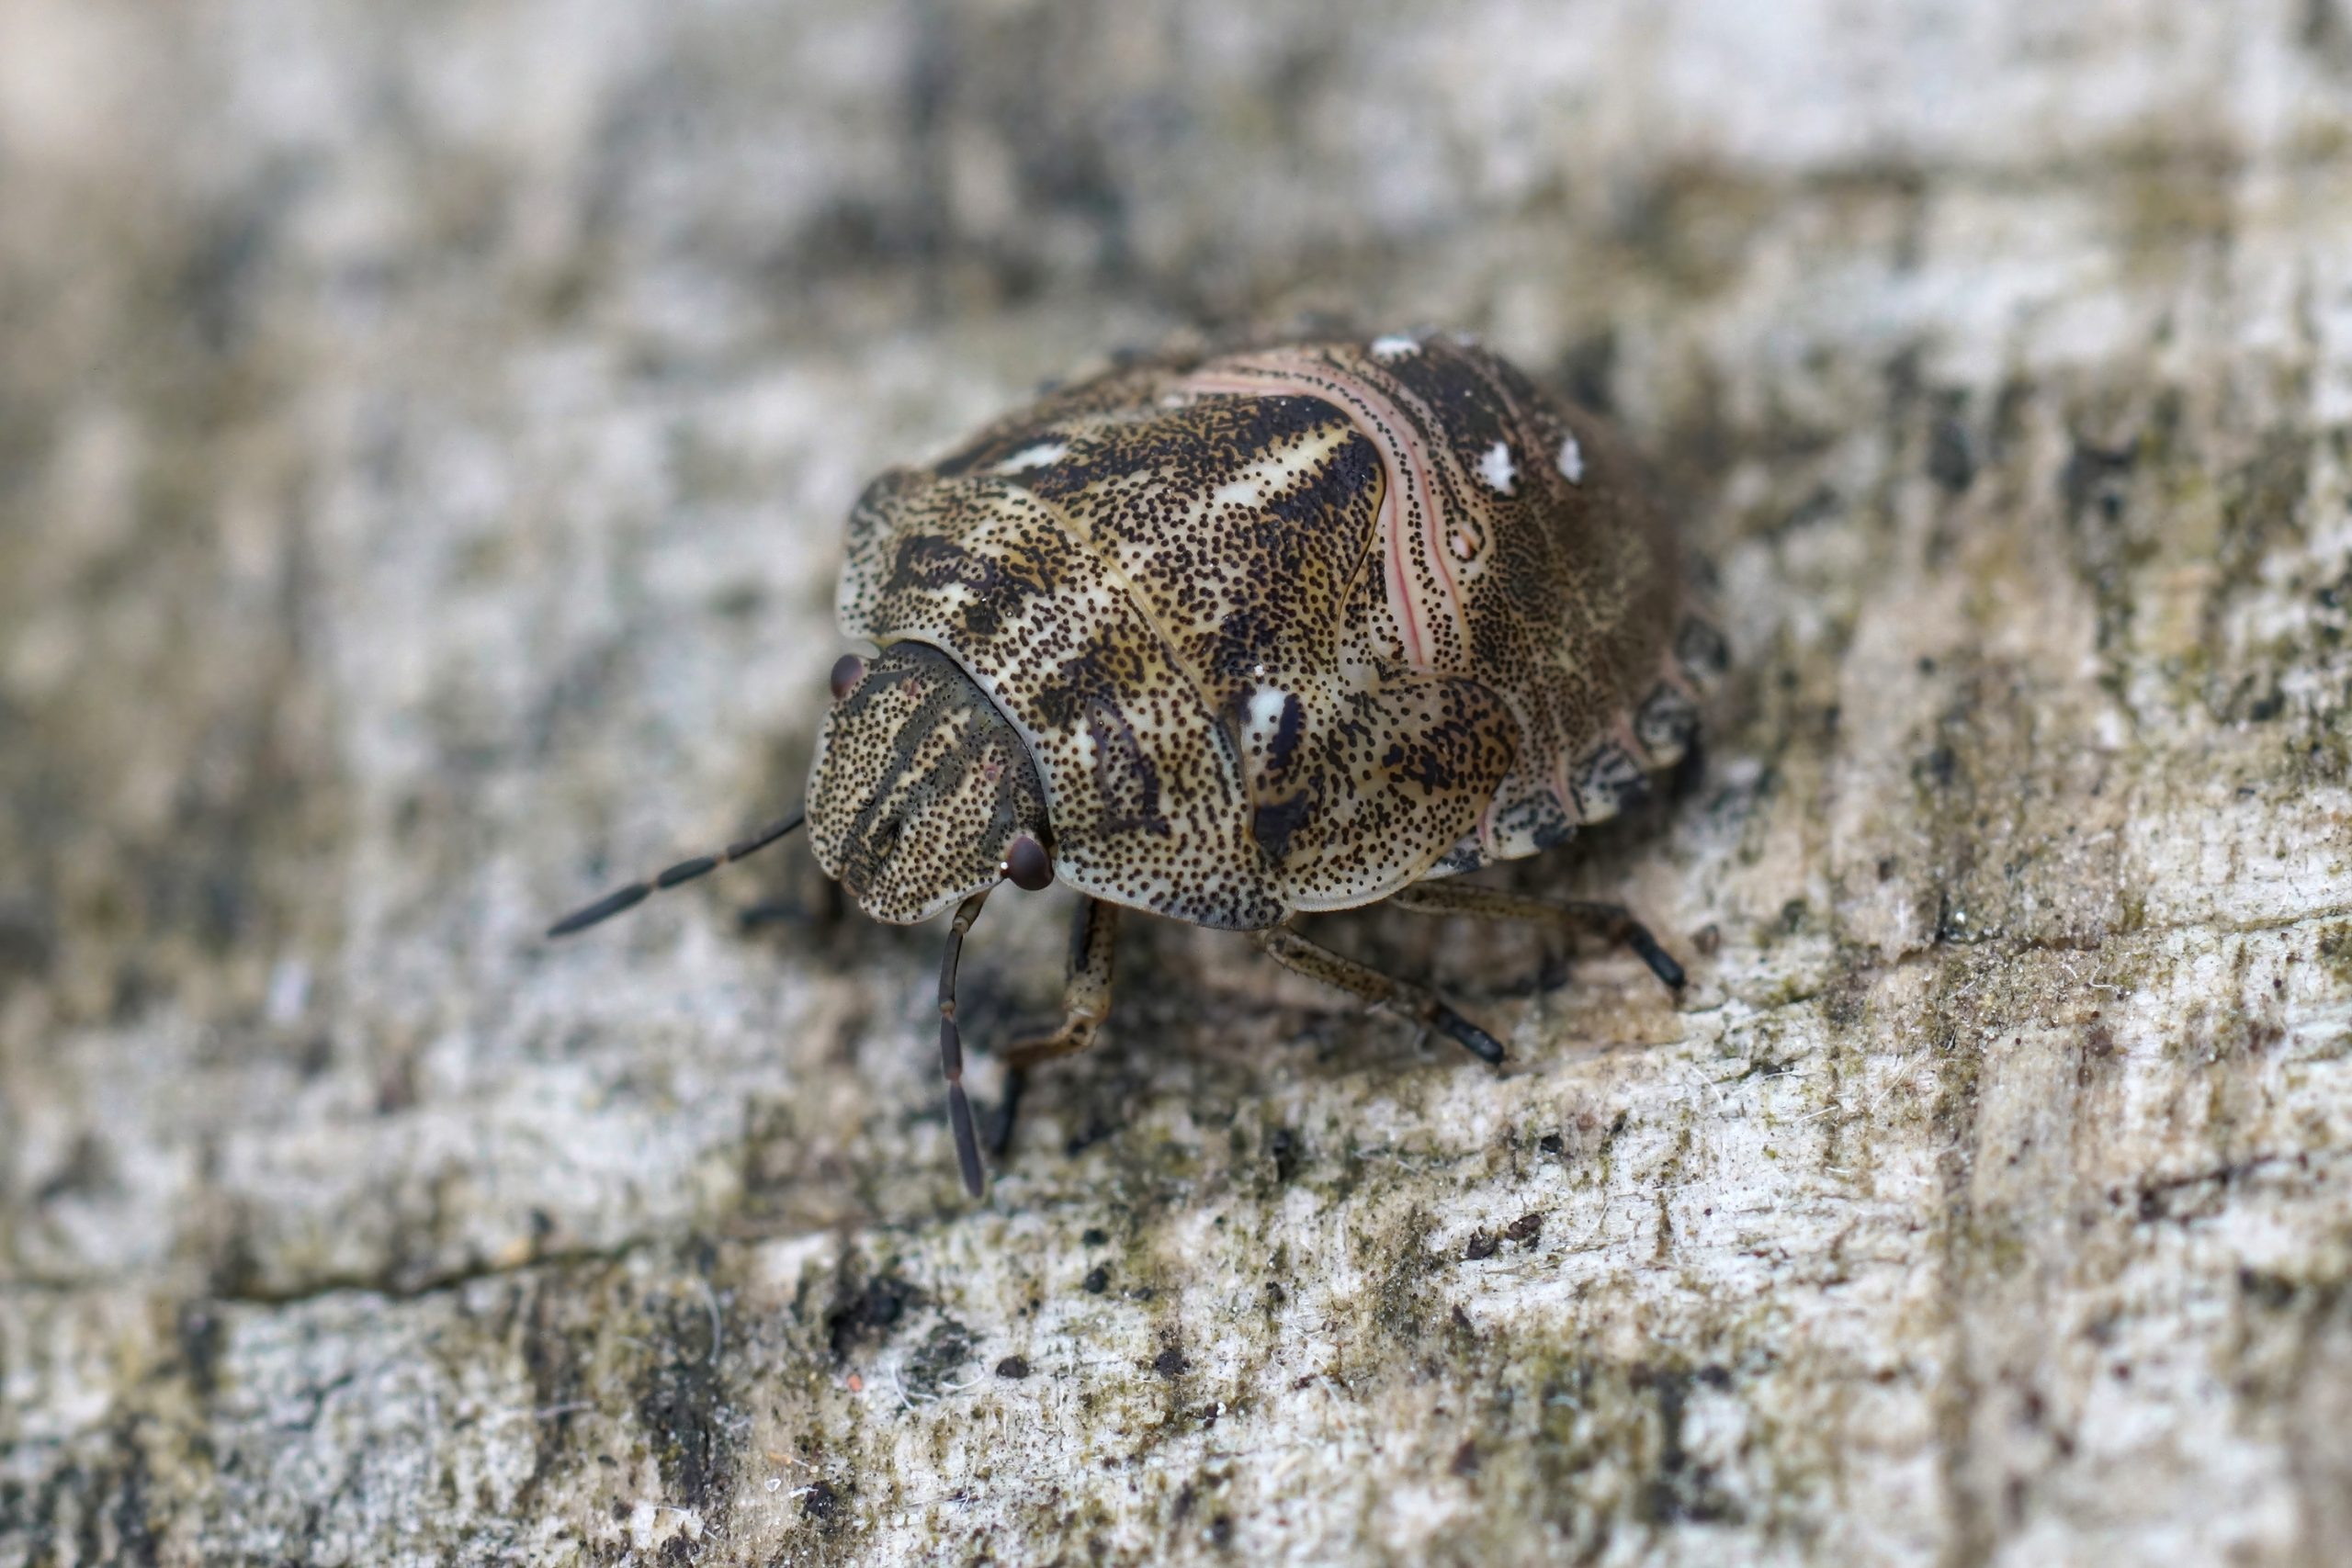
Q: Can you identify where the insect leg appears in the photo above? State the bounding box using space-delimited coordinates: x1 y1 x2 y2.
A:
1003 899 1121 1070
1251 920 1504 1066
546 807 807 937
1385 883 1685 991
988 898 1120 1158
937 888 995 1198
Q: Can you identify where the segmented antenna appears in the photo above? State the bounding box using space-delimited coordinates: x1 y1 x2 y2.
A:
545 807 807 938
937 888 994 1198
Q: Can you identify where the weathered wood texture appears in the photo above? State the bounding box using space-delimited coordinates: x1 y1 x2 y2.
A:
5 2 2350 1563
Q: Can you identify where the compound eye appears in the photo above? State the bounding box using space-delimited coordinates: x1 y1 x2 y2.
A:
828 653 867 702
1001 834 1053 892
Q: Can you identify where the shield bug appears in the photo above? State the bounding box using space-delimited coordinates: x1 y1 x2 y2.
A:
548 333 1724 1196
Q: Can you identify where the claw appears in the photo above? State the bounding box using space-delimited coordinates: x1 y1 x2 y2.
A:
1432 1006 1506 1066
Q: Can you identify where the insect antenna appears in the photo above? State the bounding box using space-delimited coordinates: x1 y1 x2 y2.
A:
937 888 994 1198
545 807 807 938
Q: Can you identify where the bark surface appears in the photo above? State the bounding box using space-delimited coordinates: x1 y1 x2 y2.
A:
3 2 2350 1563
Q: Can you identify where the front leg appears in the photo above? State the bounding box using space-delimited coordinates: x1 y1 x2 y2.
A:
1003 897 1122 1070
989 897 1120 1158
1251 919 1504 1065
1385 882 1686 991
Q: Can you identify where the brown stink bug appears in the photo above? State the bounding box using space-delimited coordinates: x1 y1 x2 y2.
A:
548 333 1724 1196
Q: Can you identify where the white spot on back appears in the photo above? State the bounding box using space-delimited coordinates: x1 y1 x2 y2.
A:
1476 439 1517 495
1213 477 1262 510
1450 529 1476 560
1370 334 1419 361
995 441 1069 474
1555 433 1585 483
1244 685 1291 743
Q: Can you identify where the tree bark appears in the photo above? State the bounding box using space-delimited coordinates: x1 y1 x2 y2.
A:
4 2 2350 1563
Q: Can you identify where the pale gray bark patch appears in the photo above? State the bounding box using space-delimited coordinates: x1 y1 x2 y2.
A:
4 2 2351 1564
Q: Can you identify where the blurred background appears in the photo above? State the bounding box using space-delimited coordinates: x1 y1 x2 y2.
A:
5 2 2351 1563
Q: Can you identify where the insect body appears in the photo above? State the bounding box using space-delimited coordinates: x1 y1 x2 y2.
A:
550 334 1724 1196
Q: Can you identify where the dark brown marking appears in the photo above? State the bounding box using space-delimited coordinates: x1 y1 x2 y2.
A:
1265 692 1306 773
1082 695 1170 836
1250 794 1315 865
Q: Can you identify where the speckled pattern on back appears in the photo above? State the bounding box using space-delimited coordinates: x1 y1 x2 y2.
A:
826 334 1722 929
